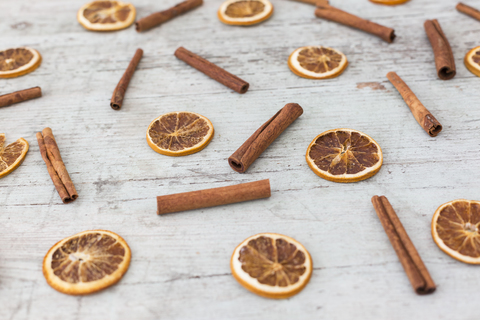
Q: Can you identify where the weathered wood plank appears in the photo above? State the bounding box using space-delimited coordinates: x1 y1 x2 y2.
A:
1 0 480 319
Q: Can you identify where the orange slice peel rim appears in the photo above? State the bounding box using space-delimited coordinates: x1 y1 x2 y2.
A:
230 233 313 299
43 230 132 295
146 111 214 157
77 0 136 31
369 0 411 5
306 128 383 183
0 47 42 78
288 46 348 80
464 46 480 78
432 199 480 264
218 0 274 26
0 134 29 178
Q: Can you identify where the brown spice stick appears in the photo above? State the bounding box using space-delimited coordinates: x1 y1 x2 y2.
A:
36 133 71 203
315 0 395 43
387 72 442 137
174 47 249 94
136 0 203 32
288 0 319 5
229 103 303 173
157 179 271 215
0 87 42 108
424 19 456 80
371 196 436 295
110 49 143 110
37 128 78 203
456 2 480 21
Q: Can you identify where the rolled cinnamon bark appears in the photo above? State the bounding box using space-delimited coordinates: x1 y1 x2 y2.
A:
110 48 143 110
288 0 319 5
424 19 456 80
387 72 442 137
157 179 271 215
456 2 480 21
37 128 78 203
315 0 395 43
372 196 436 295
136 0 203 32
175 47 249 94
0 87 41 108
229 103 303 173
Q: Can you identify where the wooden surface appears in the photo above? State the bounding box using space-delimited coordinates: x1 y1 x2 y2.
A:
1 0 480 319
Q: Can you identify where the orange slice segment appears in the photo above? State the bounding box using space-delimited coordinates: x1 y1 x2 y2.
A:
147 111 214 157
77 0 136 31
0 134 29 178
43 230 131 295
369 0 410 5
288 46 348 79
0 47 41 78
231 233 313 299
465 46 480 78
306 128 383 183
432 199 480 264
218 0 273 26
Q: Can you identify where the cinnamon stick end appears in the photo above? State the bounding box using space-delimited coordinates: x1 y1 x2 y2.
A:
388 30 396 43
174 47 186 58
135 22 141 32
110 102 121 110
415 285 436 295
228 157 246 173
438 67 456 80
424 114 442 137
62 195 78 204
239 83 249 94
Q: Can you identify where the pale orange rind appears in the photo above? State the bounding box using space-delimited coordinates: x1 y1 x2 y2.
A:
306 128 383 183
288 46 348 80
218 0 273 26
77 0 136 31
43 230 131 295
146 111 214 157
0 134 29 178
231 233 313 299
432 199 480 264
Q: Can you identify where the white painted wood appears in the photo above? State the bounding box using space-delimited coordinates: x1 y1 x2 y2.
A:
1 0 480 318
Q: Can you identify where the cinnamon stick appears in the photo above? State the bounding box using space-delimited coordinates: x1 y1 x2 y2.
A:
288 0 319 5
110 49 143 110
135 0 203 32
456 2 480 22
371 196 436 295
387 72 442 137
0 87 41 108
36 128 78 203
229 103 303 173
424 19 456 80
315 0 395 43
157 179 271 215
174 47 249 94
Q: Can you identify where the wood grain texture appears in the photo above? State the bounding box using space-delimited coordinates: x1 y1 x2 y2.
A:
1 0 480 319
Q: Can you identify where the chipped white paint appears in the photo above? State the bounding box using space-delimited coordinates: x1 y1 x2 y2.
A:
1 0 480 319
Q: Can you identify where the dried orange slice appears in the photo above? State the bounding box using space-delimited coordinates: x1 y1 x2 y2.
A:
306 129 383 183
0 47 41 78
464 46 480 78
288 46 348 79
432 199 480 264
43 230 131 295
218 0 273 26
369 0 410 5
77 0 136 31
231 233 313 299
0 134 29 178
147 111 214 157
